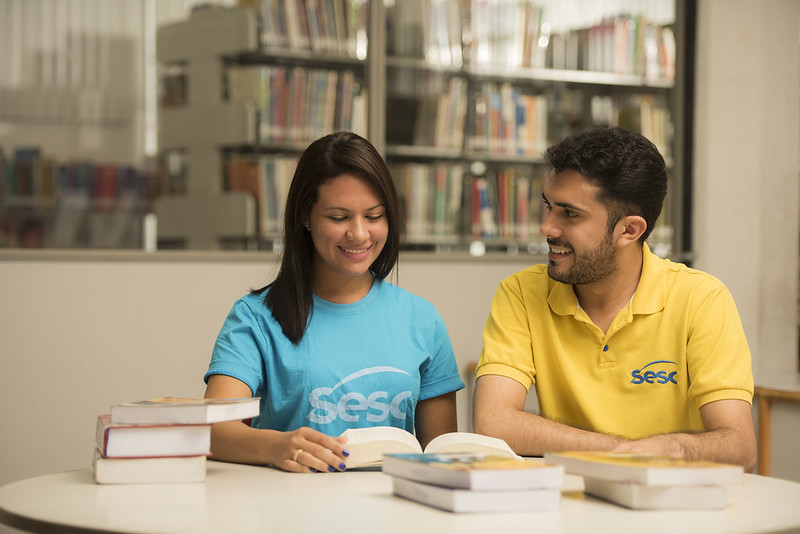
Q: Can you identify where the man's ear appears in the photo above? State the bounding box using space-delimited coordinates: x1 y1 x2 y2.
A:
615 215 647 246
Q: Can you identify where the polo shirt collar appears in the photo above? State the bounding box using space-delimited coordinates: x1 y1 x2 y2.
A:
631 243 667 315
547 243 666 317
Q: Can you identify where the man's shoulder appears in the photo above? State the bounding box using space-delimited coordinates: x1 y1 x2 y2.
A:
651 254 730 297
496 264 556 302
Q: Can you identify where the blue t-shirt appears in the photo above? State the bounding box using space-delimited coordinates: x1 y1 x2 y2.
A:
205 278 464 436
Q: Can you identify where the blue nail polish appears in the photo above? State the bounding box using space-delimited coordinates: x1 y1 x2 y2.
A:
339 462 347 471
342 449 350 457
327 466 335 472
310 468 318 473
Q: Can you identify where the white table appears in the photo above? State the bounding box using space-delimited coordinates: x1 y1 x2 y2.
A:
2 460 800 534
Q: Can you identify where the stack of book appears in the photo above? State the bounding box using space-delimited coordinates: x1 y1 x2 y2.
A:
381 440 565 513
544 451 745 510
93 397 259 484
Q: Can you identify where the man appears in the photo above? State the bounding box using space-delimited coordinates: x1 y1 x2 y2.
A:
473 127 757 470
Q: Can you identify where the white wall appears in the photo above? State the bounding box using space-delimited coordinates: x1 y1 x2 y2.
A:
693 0 800 385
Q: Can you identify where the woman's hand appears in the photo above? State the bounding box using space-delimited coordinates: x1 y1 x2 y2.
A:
274 426 350 473
205 375 350 472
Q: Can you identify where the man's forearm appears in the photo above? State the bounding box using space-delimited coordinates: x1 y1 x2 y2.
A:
475 404 627 456
473 374 628 455
613 427 757 471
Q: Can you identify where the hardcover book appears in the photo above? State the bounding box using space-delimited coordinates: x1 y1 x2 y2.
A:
582 476 728 510
543 451 744 486
391 476 561 513
96 414 211 458
110 397 260 425
92 449 206 485
383 453 565 491
340 426 521 469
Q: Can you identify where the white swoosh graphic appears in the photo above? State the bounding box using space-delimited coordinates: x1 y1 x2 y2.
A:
329 366 410 393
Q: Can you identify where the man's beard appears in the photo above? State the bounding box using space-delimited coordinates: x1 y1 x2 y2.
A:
547 230 617 285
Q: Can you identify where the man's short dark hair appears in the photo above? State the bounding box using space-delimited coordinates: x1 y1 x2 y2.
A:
543 127 668 242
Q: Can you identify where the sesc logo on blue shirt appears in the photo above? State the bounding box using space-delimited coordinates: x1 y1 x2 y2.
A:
630 360 678 385
306 366 413 425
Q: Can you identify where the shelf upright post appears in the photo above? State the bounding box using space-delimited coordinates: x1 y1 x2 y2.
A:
367 0 386 155
154 6 258 249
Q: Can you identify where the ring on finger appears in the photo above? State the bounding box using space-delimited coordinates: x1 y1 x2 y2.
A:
292 448 303 462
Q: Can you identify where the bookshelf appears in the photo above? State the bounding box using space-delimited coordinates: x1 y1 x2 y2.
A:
0 148 156 249
153 6 258 250
383 0 687 258
151 0 690 257
155 1 369 250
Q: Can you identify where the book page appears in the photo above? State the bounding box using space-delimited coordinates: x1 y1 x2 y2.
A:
423 432 522 459
340 426 423 468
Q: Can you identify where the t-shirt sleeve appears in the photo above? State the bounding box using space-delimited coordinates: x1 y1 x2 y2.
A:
418 306 464 401
204 298 268 397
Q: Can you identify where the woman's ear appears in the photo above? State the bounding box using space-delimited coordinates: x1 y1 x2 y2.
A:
615 215 647 246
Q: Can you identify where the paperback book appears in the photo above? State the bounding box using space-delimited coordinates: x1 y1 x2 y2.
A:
582 476 728 510
95 414 211 458
110 397 260 425
391 476 561 513
543 451 744 486
383 453 564 491
340 426 521 469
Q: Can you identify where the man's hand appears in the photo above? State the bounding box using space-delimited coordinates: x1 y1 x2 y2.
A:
611 434 685 458
612 399 756 470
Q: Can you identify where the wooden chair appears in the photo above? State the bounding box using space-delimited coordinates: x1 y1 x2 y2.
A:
754 385 800 476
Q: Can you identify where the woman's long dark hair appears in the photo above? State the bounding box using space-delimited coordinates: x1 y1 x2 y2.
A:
253 131 401 344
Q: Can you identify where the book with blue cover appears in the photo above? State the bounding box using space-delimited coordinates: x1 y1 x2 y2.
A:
382 452 565 491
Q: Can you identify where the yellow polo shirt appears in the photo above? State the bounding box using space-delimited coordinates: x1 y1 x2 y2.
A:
476 244 753 439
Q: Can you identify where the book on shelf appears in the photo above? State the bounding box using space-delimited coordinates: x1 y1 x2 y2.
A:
582 476 728 510
110 397 260 425
227 155 296 237
474 177 497 238
92 448 206 485
226 157 264 233
543 451 744 487
466 81 548 157
391 476 561 513
253 0 366 57
392 162 464 241
469 0 546 69
227 64 365 145
340 426 521 469
383 453 565 491
95 414 211 459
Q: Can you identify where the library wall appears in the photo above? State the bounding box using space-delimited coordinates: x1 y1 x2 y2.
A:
693 0 800 386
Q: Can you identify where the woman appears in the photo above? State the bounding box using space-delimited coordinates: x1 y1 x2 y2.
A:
204 132 463 473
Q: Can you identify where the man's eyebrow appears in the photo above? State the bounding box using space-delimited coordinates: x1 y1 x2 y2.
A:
541 193 585 213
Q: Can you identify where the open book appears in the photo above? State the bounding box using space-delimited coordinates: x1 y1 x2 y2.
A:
340 426 521 469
